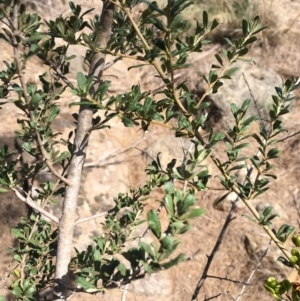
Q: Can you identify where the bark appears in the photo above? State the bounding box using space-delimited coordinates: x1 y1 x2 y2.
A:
53 1 115 299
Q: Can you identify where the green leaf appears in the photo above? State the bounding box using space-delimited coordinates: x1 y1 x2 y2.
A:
161 253 187 269
139 242 154 259
24 285 36 297
142 0 165 15
267 148 279 159
160 235 174 252
262 205 273 217
77 72 87 90
277 256 294 268
252 25 268 35
165 194 174 217
147 209 161 238
76 277 100 293
13 254 22 262
122 116 135 127
242 19 249 36
12 286 22 298
128 63 149 71
117 263 127 276
253 187 269 199
177 193 195 216
227 164 247 172
213 192 231 208
224 38 234 47
230 103 238 117
185 208 205 219
203 10 208 28
223 67 239 78
215 54 223 66
244 36 257 46
164 182 175 194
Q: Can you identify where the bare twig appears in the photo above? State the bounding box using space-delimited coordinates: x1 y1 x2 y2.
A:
191 201 237 301
235 242 270 301
74 208 114 226
45 60 76 89
204 293 222 301
206 274 248 286
120 283 129 301
84 136 146 168
36 133 72 186
12 187 59 224
242 73 264 128
104 56 123 70
277 130 300 143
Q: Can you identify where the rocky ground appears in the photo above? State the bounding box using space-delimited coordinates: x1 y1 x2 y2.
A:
1 0 300 300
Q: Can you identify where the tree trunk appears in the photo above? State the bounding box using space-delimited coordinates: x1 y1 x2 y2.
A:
53 1 115 299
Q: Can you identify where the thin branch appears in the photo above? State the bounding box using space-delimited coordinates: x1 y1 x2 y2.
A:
206 274 248 286
7 1 72 187
277 130 300 143
242 73 264 128
84 136 146 167
140 140 195 239
235 242 270 301
104 56 123 70
45 60 75 89
12 188 59 224
74 209 113 226
120 283 129 301
36 133 72 186
204 293 222 301
190 201 237 301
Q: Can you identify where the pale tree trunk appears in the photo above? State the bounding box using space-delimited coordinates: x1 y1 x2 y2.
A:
53 1 115 299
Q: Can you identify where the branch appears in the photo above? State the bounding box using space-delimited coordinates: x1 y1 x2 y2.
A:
74 209 113 226
242 73 264 128
190 201 237 301
35 134 72 186
45 60 76 89
121 6 188 116
53 1 115 299
12 188 59 224
8 0 71 187
204 293 222 301
277 130 300 143
84 136 146 167
120 283 129 301
206 274 248 286
104 56 123 70
235 242 270 301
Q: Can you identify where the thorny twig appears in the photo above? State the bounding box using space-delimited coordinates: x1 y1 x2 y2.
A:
191 200 238 301
235 242 270 301
242 73 264 128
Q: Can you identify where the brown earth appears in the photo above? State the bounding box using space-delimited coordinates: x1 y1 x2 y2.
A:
1 1 300 301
